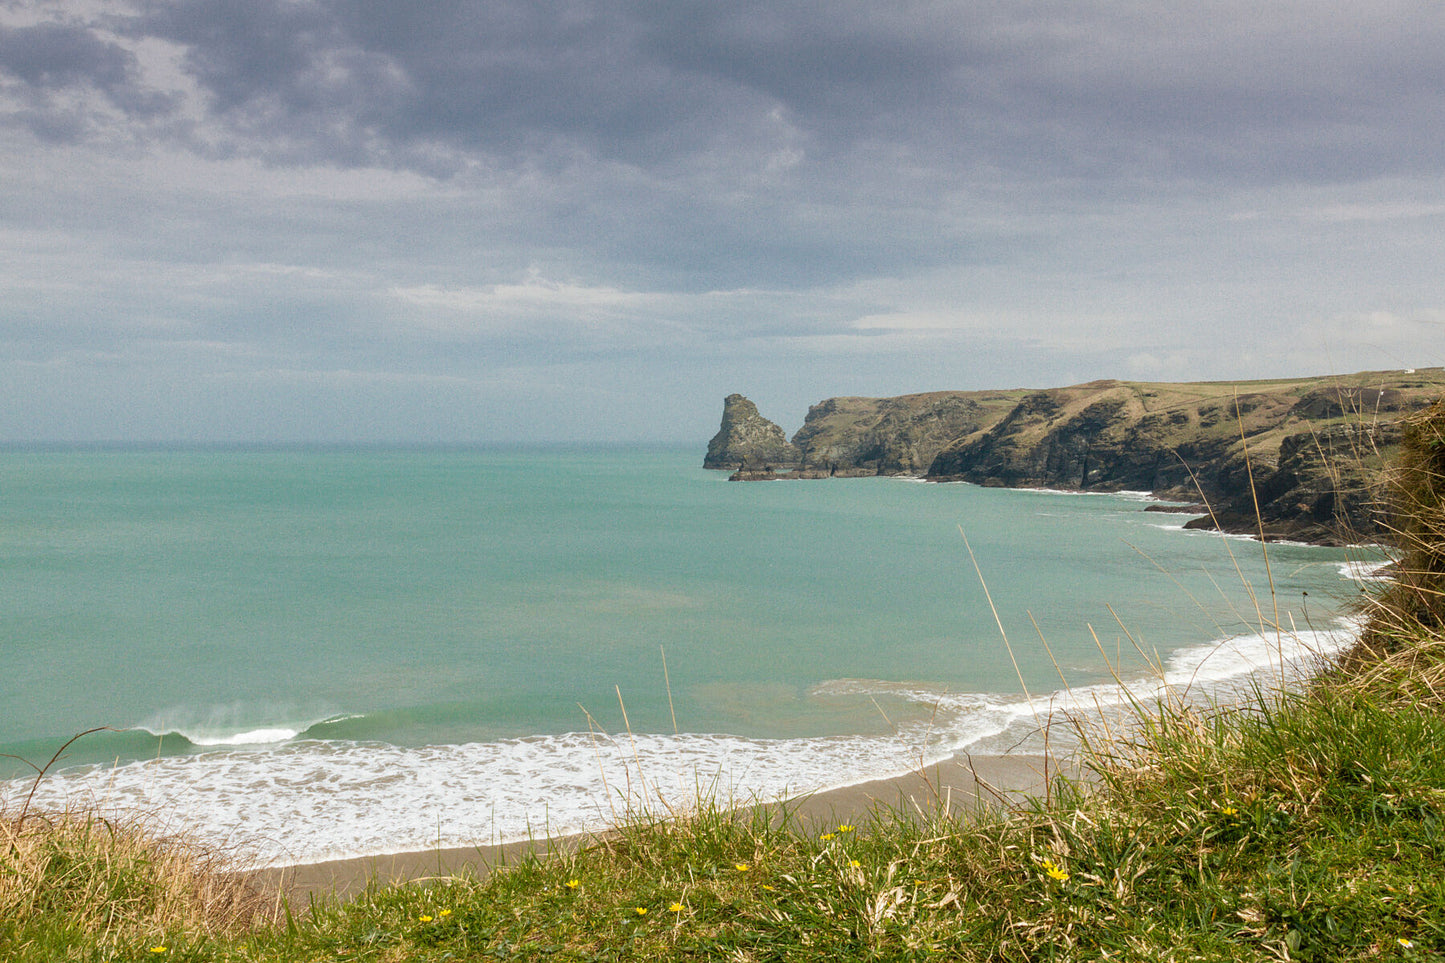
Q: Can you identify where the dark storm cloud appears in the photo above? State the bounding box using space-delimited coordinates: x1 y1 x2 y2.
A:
101 0 1445 184
0 20 172 140
0 21 132 89
3 1 1437 187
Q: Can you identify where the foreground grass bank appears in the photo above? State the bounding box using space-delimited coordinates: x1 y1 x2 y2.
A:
5 402 1445 962
12 675 1445 962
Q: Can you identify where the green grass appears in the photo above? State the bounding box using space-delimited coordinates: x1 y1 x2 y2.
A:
7 400 1445 962
10 671 1445 961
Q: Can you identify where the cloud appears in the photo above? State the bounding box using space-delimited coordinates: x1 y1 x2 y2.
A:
0 18 175 140
1 1 1444 442
0 0 1430 186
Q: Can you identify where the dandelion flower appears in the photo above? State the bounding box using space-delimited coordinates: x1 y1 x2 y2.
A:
634 906 648 916
669 902 685 912
419 915 434 922
566 879 581 889
1041 859 1070 882
734 862 750 872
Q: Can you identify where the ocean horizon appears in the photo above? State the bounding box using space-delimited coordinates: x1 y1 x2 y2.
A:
0 445 1379 866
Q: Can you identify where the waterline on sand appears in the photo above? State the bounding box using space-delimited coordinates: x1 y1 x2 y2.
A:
5 619 1358 867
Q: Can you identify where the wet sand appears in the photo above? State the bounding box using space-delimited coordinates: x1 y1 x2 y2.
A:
250 752 1075 902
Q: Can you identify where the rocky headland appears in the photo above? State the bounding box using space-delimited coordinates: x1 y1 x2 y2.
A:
703 393 803 472
704 368 1445 544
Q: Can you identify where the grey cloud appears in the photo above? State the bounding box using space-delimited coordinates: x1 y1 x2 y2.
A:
0 22 133 89
109 0 1445 188
3 0 1444 445
0 20 173 140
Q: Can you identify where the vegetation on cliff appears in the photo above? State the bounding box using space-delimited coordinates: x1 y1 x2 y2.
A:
789 391 1027 476
7 399 1445 961
703 393 801 470
712 368 1445 543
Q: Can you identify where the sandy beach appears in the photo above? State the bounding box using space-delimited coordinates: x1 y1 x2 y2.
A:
251 751 1072 902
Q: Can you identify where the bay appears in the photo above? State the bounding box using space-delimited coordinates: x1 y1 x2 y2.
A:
0 445 1375 864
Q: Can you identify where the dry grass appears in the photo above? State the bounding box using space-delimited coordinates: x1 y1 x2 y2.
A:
1341 399 1445 700
1 806 281 957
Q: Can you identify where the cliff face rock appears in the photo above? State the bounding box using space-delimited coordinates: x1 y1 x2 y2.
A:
927 384 1162 489
703 394 801 470
934 388 1195 493
790 391 1025 475
705 369 1445 544
1181 421 1404 542
924 372 1445 543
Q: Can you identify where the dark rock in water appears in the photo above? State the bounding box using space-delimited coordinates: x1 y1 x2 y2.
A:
704 394 801 471
1144 503 1208 514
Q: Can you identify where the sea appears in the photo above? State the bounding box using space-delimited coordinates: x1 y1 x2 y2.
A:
0 445 1386 867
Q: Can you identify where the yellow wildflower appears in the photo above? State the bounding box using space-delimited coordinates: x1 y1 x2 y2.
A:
419 915 433 922
669 902 685 912
148 950 166 956
819 832 836 841
837 824 854 833
848 859 861 868
439 909 452 917
761 884 776 892
1220 805 1238 816
734 862 750 872
1041 859 1070 882
634 906 648 916
1399 938 1414 948
566 879 580 889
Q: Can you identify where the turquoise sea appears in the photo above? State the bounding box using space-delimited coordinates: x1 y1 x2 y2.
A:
0 446 1379 865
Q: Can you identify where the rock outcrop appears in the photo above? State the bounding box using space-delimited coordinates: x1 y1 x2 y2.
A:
790 391 1024 475
704 369 1445 544
923 377 1434 543
703 394 801 471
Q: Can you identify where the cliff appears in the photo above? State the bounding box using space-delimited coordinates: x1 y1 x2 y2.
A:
703 394 801 470
706 369 1445 543
790 390 1028 475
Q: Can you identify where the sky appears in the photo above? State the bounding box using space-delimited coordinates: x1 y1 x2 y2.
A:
2 1 1443 443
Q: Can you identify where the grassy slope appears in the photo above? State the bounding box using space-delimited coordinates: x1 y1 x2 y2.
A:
6 402 1445 962
793 368 1445 480
932 369 1445 467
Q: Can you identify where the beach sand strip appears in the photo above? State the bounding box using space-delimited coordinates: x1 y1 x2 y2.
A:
249 752 1071 902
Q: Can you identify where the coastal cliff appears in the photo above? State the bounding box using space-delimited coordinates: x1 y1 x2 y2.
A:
703 393 801 471
790 390 1028 475
707 368 1445 543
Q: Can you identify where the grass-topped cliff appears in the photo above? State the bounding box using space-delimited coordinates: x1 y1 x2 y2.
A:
8 399 1445 961
711 368 1445 543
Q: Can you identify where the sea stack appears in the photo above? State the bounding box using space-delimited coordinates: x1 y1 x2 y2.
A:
703 394 802 470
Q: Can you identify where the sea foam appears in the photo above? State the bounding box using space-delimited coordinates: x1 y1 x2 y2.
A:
2 620 1359 867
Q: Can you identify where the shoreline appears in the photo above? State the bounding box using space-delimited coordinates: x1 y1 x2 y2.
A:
247 751 1066 902
720 467 1376 548
242 617 1360 904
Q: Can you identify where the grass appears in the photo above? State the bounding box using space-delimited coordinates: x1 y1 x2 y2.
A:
6 401 1445 961
12 679 1445 961
0 808 280 961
